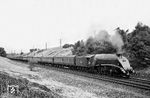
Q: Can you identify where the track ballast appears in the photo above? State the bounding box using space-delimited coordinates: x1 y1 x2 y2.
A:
33 63 150 91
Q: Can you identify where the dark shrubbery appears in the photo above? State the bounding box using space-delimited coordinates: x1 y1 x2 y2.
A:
126 23 150 68
0 72 61 98
72 40 87 56
0 47 6 57
72 39 117 56
62 44 74 48
29 48 38 53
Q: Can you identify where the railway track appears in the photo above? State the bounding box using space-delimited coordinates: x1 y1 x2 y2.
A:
129 77 150 85
9 60 150 91
33 63 150 91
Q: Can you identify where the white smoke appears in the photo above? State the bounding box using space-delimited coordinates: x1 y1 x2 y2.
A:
110 30 124 52
86 27 124 52
95 30 110 42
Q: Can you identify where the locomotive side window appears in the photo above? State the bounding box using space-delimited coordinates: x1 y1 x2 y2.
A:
122 59 126 62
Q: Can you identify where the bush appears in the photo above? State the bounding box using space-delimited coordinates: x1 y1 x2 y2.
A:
62 44 74 48
0 72 61 98
0 47 6 57
126 23 150 68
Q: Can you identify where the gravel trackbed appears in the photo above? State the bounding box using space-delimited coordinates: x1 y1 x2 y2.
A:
0 57 150 98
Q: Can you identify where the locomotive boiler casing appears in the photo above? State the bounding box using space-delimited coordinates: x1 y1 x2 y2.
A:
92 54 133 77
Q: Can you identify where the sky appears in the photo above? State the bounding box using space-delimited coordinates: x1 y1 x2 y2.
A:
0 0 150 53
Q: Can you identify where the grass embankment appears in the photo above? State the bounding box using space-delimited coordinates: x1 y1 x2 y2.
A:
132 72 150 80
0 72 61 98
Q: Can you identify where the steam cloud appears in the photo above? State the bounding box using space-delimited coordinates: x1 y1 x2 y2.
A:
86 28 124 53
110 30 124 52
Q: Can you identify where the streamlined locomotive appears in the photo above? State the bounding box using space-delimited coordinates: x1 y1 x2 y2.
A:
7 53 134 78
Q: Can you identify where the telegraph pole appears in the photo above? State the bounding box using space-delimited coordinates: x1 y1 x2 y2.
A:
60 32 62 48
45 42 47 49
60 39 62 48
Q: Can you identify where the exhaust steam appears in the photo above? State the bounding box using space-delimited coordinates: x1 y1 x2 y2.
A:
86 28 124 53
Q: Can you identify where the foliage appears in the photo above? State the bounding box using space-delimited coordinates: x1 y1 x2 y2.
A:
20 52 24 55
29 48 38 53
72 39 116 56
0 47 6 57
126 22 150 68
62 44 74 48
72 40 87 56
86 39 116 54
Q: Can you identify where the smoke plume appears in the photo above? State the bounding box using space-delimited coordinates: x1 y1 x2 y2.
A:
95 30 110 42
110 30 124 52
86 28 124 53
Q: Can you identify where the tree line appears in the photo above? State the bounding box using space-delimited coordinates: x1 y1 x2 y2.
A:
63 23 150 68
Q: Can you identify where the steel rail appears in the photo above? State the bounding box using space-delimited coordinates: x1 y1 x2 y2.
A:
129 77 150 85
8 59 150 91
35 64 150 90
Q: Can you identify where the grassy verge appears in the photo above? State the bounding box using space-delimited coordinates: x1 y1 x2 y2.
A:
131 71 150 80
0 72 61 98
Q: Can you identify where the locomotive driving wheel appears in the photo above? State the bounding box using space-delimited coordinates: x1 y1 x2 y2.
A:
109 68 113 76
100 66 106 75
95 65 102 74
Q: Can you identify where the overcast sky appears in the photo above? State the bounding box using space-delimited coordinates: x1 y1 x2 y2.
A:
0 0 150 53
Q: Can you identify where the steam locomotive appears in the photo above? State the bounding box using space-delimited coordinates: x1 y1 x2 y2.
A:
7 53 134 78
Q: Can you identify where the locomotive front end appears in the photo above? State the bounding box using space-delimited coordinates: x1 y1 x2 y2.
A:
117 54 134 75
